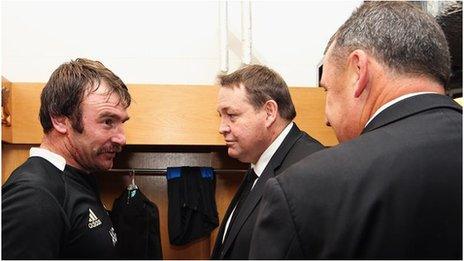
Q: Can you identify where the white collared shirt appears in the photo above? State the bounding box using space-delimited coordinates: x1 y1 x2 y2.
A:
29 147 66 171
365 92 437 127
222 121 294 243
250 121 294 188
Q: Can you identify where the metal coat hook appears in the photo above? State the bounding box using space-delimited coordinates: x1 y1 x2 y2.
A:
127 170 138 191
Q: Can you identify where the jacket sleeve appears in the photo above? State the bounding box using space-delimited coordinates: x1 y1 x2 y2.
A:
249 177 303 259
2 183 67 259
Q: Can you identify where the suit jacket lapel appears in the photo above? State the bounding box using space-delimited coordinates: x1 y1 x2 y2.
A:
363 94 461 134
220 124 305 256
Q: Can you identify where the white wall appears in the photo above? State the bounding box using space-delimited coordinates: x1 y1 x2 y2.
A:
2 0 361 86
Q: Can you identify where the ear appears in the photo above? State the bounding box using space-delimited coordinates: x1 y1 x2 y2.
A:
50 115 69 134
348 50 369 98
263 100 278 128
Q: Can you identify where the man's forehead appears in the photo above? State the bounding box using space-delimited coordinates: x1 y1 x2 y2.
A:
217 94 234 111
86 97 126 110
217 89 249 111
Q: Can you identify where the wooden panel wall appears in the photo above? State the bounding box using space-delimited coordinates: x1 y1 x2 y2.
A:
1 83 338 146
2 144 32 182
2 83 43 143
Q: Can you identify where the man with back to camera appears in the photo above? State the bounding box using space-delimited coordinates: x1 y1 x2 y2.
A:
249 2 462 259
211 64 325 259
2 58 131 259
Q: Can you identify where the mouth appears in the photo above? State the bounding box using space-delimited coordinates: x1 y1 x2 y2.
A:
99 151 116 158
225 140 235 146
100 150 116 154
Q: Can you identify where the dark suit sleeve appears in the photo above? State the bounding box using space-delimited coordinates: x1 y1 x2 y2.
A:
2 183 66 259
249 178 303 259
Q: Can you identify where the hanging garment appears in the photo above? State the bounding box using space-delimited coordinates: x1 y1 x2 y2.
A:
167 167 219 246
111 188 163 259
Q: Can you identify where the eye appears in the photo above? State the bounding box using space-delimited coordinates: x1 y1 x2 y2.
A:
228 114 237 121
104 118 114 126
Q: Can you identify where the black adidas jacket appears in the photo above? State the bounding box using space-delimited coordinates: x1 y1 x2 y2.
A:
2 157 118 259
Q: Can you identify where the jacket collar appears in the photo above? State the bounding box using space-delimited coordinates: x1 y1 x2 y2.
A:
362 94 461 134
252 122 294 177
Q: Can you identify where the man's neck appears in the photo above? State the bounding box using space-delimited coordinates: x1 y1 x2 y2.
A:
251 121 293 175
269 119 289 144
250 118 289 165
360 75 445 129
41 132 84 171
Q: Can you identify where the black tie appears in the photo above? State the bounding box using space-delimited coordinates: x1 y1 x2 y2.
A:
225 168 258 237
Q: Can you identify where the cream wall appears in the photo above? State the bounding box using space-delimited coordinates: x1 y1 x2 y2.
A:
2 0 361 86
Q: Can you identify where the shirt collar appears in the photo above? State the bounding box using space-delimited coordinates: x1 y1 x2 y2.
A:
251 122 294 177
29 147 66 171
365 92 437 127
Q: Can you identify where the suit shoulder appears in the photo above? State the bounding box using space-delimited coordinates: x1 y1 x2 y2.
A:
279 131 324 172
274 139 372 195
298 131 325 150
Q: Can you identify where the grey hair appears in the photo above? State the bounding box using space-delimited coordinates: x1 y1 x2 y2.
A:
326 1 451 87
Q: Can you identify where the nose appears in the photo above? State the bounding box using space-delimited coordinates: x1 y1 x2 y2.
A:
219 119 230 135
325 117 331 127
111 128 126 146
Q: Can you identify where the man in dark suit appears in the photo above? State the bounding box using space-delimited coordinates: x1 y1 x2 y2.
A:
212 65 324 259
249 2 462 259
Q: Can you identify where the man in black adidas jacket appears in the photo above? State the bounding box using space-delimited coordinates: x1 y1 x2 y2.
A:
2 58 131 259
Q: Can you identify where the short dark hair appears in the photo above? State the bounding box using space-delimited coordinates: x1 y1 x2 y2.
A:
39 58 131 133
217 64 296 121
326 1 451 86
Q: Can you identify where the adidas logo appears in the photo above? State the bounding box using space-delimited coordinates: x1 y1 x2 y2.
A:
88 208 102 229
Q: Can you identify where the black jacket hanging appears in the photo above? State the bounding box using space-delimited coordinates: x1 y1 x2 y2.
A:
111 188 163 259
167 167 219 246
